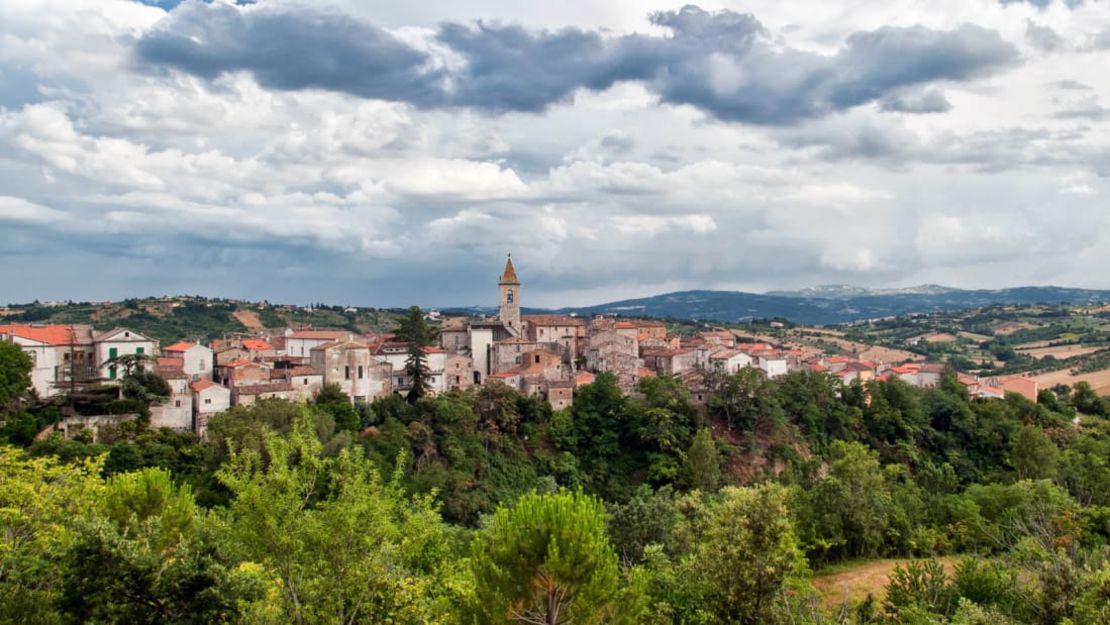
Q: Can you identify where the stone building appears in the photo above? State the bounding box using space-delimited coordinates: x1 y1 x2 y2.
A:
498 255 522 337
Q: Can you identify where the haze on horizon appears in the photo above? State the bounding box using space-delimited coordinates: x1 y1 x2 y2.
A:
1 0 1108 309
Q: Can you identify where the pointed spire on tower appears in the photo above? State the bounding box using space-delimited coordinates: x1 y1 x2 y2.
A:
500 253 519 284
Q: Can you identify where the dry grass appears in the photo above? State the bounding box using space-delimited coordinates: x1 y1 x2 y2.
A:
1016 345 1105 360
1031 367 1110 396
811 557 961 609
233 309 263 330
992 321 1036 335
922 333 958 343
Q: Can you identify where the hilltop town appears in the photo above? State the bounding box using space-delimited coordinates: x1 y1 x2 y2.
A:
4 256 1091 442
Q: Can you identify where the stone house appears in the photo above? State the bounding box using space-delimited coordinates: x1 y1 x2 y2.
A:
284 329 354 358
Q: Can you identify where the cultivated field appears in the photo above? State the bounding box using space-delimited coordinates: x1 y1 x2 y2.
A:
1031 367 1110 396
1016 345 1105 360
818 338 922 364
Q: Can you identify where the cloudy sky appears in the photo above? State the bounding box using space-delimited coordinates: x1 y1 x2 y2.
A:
1 0 1108 308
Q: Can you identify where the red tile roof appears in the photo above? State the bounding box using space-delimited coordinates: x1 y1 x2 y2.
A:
523 315 584 327
222 359 252 368
0 324 77 346
163 341 195 352
190 379 220 393
157 357 184 368
241 338 272 351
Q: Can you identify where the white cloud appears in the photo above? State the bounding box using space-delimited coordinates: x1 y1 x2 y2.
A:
0 195 71 223
1 0 1109 306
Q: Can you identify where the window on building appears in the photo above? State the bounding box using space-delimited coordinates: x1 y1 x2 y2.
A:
535 355 541 364
205 398 211 405
506 288 514 303
358 365 364 379
109 347 118 359
345 366 350 380
303 379 308 385
109 366 117 380
175 400 181 408
136 347 144 355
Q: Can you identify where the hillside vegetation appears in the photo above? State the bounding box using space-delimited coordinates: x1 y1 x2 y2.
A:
2 296 403 343
4 331 1110 624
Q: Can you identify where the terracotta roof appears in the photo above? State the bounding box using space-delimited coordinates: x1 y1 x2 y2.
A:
643 348 694 358
241 338 272 351
523 315 584 327
313 340 370 351
615 321 636 329
222 359 252 368
157 357 184 368
710 349 742 360
210 339 225 350
237 381 293 395
190 379 220 393
154 365 187 380
575 371 595 386
0 324 78 346
499 255 520 284
637 367 657 378
809 364 830 372
163 341 196 352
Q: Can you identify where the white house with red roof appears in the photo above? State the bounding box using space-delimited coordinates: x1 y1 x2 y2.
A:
1 324 86 397
162 341 213 380
191 379 230 437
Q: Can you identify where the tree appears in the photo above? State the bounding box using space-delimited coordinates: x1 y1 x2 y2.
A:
699 484 801 625
103 352 155 378
0 340 33 412
393 306 439 405
0 447 104 622
683 428 721 492
1009 425 1059 481
470 489 637 625
60 468 259 624
1072 381 1108 417
218 410 450 624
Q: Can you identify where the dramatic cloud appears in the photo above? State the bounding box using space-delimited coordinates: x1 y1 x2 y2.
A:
0 0 1108 307
135 3 1020 125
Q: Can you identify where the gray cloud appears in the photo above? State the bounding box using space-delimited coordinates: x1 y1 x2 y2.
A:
880 89 952 113
134 3 1020 125
1026 21 1067 51
135 2 446 105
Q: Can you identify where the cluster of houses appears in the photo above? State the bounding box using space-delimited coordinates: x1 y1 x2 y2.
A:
2 257 1042 441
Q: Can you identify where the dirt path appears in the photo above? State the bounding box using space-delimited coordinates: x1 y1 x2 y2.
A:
233 309 263 330
812 557 960 609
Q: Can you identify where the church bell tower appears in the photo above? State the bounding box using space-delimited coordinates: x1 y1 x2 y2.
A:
499 254 521 336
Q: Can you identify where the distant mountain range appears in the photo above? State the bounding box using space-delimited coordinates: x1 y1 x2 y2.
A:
546 285 1110 326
